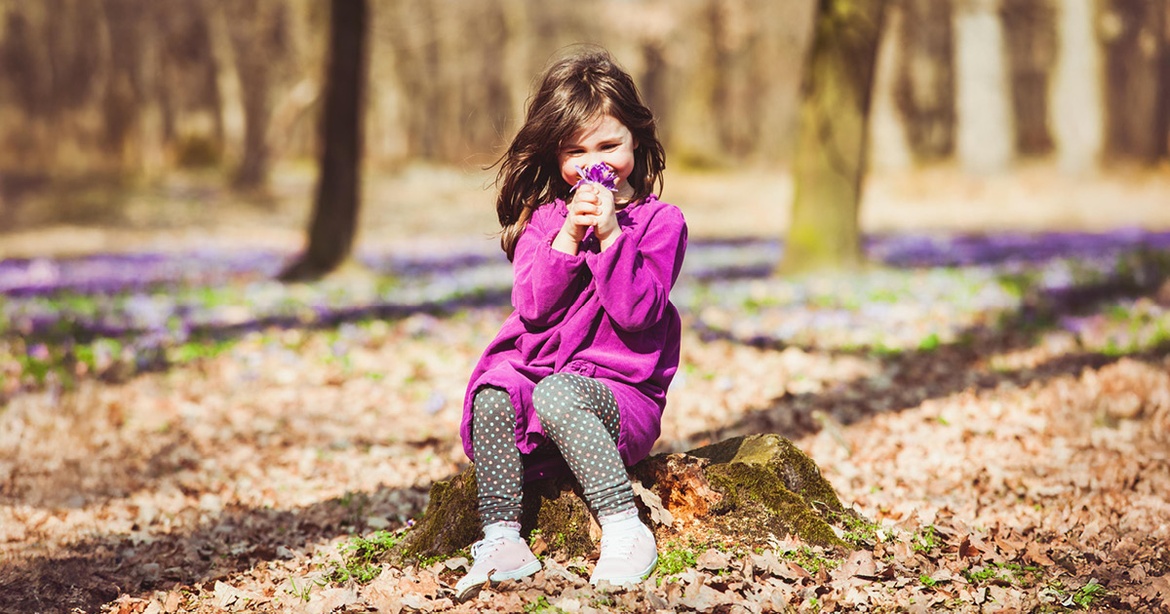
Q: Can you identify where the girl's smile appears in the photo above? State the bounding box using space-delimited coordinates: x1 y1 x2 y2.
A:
558 114 638 202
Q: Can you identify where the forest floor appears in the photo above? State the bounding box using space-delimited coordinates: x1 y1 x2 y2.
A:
2 163 1170 613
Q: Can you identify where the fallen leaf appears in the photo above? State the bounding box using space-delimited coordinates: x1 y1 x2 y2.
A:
1025 541 1055 566
696 548 730 571
631 478 673 528
840 549 878 580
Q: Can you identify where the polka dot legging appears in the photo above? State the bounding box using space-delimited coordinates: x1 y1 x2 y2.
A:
471 373 636 526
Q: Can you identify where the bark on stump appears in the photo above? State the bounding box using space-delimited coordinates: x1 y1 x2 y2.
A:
392 434 856 565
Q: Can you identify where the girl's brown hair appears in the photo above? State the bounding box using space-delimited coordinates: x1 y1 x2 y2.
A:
494 47 665 260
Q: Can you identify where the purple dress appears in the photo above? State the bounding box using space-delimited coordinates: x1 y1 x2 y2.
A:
461 195 687 480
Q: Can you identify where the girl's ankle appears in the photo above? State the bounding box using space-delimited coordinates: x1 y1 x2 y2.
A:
482 520 522 541
599 507 642 531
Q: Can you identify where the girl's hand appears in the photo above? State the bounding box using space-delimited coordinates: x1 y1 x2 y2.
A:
554 184 622 254
567 184 601 228
572 184 619 233
582 184 622 249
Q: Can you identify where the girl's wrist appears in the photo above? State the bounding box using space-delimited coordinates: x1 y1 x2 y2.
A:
553 225 584 255
598 227 622 251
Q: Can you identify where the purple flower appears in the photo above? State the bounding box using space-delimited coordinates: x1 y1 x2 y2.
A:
572 163 618 192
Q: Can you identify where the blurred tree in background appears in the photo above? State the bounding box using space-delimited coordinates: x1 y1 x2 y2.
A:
278 0 368 282
222 0 294 191
0 0 1165 177
783 0 888 274
0 0 1167 274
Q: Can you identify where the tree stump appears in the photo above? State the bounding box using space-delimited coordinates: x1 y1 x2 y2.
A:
392 434 857 565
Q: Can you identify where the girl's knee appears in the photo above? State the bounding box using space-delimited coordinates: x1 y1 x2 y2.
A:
533 373 576 404
473 387 512 419
533 374 580 424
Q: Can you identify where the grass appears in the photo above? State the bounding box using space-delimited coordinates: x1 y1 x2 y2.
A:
285 576 321 602
835 511 881 548
523 596 567 613
1071 578 1107 609
780 544 840 575
912 525 940 554
326 529 406 585
1039 577 1109 609
963 561 1041 587
656 541 700 577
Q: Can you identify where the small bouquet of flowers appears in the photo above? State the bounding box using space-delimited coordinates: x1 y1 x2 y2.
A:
572 163 618 193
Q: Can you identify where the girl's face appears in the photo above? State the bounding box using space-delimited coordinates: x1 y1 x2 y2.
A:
558 113 638 199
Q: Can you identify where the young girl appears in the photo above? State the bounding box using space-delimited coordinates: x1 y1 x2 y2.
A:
455 48 687 597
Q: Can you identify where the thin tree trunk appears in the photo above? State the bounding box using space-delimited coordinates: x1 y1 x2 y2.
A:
278 0 367 282
782 0 888 274
1002 0 1056 157
895 0 955 162
1101 0 1167 164
223 0 286 190
1156 1 1170 161
100 0 147 169
1050 0 1104 173
954 0 1014 174
870 0 913 172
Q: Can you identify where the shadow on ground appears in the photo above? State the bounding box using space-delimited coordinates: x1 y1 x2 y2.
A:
0 483 430 614
707 274 1170 441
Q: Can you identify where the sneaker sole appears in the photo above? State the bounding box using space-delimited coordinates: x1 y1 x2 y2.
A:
590 553 658 586
455 559 542 602
489 559 542 582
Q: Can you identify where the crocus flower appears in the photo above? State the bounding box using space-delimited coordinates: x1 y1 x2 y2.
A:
573 163 618 192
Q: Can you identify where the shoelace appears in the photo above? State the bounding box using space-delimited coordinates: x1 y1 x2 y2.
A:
469 535 509 559
598 529 642 560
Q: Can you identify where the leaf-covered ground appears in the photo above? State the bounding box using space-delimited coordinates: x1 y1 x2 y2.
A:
2 167 1170 613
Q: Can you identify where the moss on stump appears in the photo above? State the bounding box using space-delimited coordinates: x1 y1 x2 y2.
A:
392 467 598 564
392 433 853 564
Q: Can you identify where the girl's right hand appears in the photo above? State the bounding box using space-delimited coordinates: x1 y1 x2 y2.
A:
553 185 599 254
563 184 604 240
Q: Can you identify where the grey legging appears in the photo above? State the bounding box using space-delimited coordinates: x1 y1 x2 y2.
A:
472 373 636 526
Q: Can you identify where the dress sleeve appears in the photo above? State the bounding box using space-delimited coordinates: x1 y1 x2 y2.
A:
586 205 687 332
511 207 587 327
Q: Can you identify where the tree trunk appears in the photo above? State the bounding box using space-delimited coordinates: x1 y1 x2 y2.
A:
869 0 914 172
1002 0 1056 157
278 0 368 282
782 0 889 274
154 0 224 171
391 434 856 566
954 0 1014 174
1101 0 1170 165
894 0 955 162
1050 0 1105 174
100 0 148 169
1157 2 1170 161
223 0 287 190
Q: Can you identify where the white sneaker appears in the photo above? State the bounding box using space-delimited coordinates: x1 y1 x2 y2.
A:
454 522 541 600
590 511 657 586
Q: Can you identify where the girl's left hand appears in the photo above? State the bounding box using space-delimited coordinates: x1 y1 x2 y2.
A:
574 184 620 243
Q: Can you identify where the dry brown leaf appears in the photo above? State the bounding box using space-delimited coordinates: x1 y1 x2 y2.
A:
750 550 785 577
839 549 878 579
107 596 151 614
1025 541 1055 566
1138 573 1170 605
782 561 812 581
631 477 673 528
696 548 730 571
162 591 182 613
994 532 1026 558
